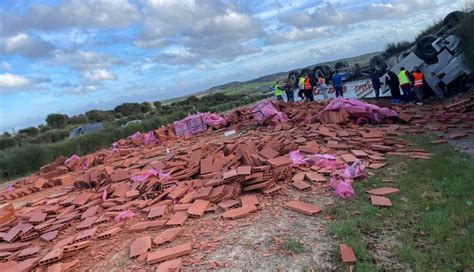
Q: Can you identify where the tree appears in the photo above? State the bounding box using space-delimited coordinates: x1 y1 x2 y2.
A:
2 132 11 138
18 127 40 137
114 103 143 116
186 95 200 104
39 125 51 133
46 114 69 129
68 114 88 125
85 110 111 122
141 102 152 113
153 101 162 109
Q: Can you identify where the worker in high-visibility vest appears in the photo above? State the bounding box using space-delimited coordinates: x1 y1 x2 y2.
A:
297 75 306 101
274 81 284 101
398 67 413 103
411 66 424 105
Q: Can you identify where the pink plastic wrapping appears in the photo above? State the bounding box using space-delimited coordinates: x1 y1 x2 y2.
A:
115 209 135 222
341 160 365 179
131 169 158 183
143 131 156 145
251 99 288 124
102 188 107 201
129 132 142 141
319 97 397 123
289 150 307 166
206 113 226 128
65 154 81 165
158 170 172 182
330 177 356 198
7 184 14 192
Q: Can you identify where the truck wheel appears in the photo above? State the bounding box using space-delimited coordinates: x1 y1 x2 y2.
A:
370 55 387 73
444 11 464 29
313 66 326 80
354 63 361 77
415 35 438 64
288 71 299 88
334 61 349 70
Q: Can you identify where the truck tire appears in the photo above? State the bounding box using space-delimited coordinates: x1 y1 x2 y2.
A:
288 71 300 88
444 11 464 29
313 66 326 80
415 35 438 64
370 55 387 73
334 61 349 70
354 63 361 77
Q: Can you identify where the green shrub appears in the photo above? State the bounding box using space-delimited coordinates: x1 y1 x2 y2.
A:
0 145 52 179
18 127 40 137
0 138 15 150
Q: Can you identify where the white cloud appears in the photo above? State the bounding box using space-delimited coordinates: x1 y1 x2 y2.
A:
66 84 99 94
0 73 32 89
83 69 117 81
0 61 12 70
267 27 330 44
53 50 118 71
1 33 53 58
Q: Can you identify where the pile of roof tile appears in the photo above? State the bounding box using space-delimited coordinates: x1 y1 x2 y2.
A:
0 93 472 270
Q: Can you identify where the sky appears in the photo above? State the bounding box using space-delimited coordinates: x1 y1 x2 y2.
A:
0 0 465 132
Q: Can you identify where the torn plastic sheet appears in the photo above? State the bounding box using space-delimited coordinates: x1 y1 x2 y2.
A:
115 209 135 222
319 97 397 123
65 155 81 165
341 160 365 179
330 176 356 198
131 169 158 183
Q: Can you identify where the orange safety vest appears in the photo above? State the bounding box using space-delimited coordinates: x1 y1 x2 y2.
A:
412 71 423 87
304 79 312 90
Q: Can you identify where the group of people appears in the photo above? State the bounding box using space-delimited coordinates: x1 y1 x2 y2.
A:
372 66 425 105
274 70 345 102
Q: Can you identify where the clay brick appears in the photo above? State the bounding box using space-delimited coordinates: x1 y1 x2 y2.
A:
0 261 16 271
366 187 400 196
240 194 259 208
128 220 166 232
34 177 48 189
76 216 98 230
187 199 210 218
63 241 90 253
292 180 311 191
147 242 192 265
3 227 21 242
72 192 94 207
285 200 321 215
222 205 257 219
341 153 358 163
126 190 140 198
168 186 189 200
81 205 100 219
259 147 279 159
267 156 292 167
75 227 97 242
53 235 76 249
40 230 59 242
97 227 121 240
156 258 182 272
340 244 356 264
0 242 31 252
6 257 39 272
39 248 64 266
153 227 184 246
369 162 388 169
18 246 40 261
370 195 392 207
147 205 167 220
173 204 192 212
305 172 326 182
166 212 188 227
200 157 213 174
130 236 151 259
351 149 368 157
179 191 197 204
218 200 240 210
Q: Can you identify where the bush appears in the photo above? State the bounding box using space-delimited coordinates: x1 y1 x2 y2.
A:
0 138 15 150
85 110 112 122
68 114 88 125
456 8 474 71
18 127 40 137
153 101 162 109
34 129 69 144
384 41 413 57
46 113 69 129
0 144 52 179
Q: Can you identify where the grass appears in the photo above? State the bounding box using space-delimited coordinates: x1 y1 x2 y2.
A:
283 239 306 254
326 134 474 271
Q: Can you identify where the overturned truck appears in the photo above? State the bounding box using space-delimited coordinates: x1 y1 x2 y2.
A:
288 11 472 100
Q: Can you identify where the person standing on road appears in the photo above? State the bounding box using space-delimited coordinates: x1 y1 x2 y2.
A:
285 79 295 102
303 74 314 101
331 70 343 97
273 81 284 101
298 75 306 101
385 68 401 103
411 66 424 105
317 72 329 99
398 67 413 103
371 70 382 100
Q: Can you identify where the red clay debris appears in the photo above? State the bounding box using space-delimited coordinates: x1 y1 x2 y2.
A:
340 243 356 264
2 93 472 270
370 195 392 207
284 200 321 215
130 236 151 259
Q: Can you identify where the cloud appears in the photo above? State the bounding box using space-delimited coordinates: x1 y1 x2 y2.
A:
1 33 54 58
53 50 119 71
136 0 264 63
0 61 12 70
0 73 32 89
0 0 140 35
83 69 117 81
65 83 99 95
267 27 330 44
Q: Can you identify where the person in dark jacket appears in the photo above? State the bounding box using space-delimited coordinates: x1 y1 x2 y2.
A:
385 68 401 103
284 79 294 102
371 70 382 100
331 70 343 97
